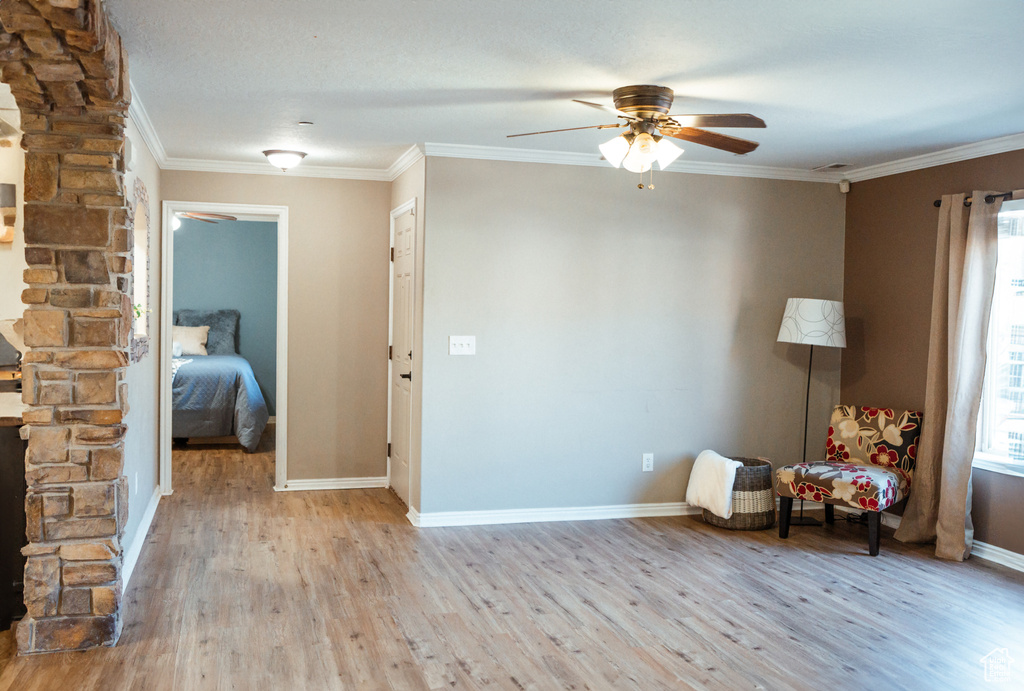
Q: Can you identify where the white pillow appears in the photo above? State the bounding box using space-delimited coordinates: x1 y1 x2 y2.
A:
172 325 209 356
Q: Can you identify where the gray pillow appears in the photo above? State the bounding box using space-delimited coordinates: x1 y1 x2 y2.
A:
174 309 239 355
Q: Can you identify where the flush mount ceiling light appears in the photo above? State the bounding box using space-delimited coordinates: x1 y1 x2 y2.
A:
263 149 307 172
508 85 765 189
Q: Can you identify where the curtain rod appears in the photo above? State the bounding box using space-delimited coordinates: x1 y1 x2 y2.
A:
932 191 1013 208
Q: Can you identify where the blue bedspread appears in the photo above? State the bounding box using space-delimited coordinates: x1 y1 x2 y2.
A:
172 355 269 452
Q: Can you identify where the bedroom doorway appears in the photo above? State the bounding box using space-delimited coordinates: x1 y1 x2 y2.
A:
160 201 289 494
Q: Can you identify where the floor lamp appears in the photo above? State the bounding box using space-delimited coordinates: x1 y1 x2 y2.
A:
777 298 847 526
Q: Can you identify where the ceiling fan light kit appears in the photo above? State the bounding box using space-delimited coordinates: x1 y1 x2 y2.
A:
263 149 307 171
509 84 765 189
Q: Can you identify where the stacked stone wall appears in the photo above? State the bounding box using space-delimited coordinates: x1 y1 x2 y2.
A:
0 0 132 653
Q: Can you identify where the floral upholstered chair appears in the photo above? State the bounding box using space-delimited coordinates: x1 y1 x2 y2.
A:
776 405 923 555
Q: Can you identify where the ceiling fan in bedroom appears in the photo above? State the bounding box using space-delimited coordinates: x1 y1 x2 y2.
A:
507 85 766 189
171 212 238 231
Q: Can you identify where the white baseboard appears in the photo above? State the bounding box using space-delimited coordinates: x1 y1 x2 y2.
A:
972 541 1024 572
780 499 1023 571
275 476 389 491
123 485 161 589
407 502 700 528
407 507 421 526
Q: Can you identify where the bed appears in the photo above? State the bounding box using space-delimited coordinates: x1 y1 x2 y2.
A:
171 309 269 452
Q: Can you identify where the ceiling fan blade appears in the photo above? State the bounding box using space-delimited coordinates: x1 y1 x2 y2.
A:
181 214 218 224
666 113 766 129
507 123 624 138
658 126 760 155
572 99 638 121
184 212 238 221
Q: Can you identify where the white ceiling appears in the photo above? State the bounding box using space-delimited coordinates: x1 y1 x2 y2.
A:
104 0 1024 176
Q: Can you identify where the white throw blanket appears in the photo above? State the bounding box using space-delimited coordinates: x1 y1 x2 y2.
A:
685 450 742 519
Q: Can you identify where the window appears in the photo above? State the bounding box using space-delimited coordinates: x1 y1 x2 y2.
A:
976 199 1024 476
1003 363 1024 389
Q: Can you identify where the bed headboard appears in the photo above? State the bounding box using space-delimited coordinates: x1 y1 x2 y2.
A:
174 309 240 355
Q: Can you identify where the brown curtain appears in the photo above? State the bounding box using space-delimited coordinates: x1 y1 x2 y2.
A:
895 191 1002 560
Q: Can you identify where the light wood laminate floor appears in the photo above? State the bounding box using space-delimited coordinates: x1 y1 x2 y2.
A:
2 433 1023 690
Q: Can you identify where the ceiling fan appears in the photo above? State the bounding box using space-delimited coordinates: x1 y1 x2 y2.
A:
178 212 237 224
508 85 765 181
171 211 237 231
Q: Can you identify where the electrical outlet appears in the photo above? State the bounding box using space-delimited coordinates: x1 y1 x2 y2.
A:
642 453 654 472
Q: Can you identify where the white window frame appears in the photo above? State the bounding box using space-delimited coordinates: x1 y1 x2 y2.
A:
975 198 1024 478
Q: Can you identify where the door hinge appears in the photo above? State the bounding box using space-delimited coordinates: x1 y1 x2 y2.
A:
388 345 393 360
390 247 394 262
387 442 391 457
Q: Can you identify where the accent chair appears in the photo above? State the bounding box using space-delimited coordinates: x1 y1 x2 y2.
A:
776 405 923 555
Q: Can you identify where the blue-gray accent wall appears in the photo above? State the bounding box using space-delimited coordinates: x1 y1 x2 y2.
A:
173 218 277 414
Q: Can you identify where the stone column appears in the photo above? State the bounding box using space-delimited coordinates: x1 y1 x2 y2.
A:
0 0 133 653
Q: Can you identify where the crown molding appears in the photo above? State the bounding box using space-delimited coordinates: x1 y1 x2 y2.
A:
387 144 424 180
127 81 167 166
666 158 841 183
423 142 841 183
127 82 1024 186
844 131 1024 182
129 85 409 182
159 156 394 181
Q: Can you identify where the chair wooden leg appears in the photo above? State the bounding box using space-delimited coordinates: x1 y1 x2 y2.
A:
779 497 793 539
824 504 835 525
867 511 881 556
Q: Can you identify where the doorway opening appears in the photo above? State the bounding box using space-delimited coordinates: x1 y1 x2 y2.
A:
160 201 289 492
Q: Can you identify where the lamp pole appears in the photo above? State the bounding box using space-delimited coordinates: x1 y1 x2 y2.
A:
791 344 822 526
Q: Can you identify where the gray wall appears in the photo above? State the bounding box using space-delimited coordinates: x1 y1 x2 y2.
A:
418 157 846 513
173 218 278 414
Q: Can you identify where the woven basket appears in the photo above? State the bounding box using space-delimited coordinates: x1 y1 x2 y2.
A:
701 457 776 530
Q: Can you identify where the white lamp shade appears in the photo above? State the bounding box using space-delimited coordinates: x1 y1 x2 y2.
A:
777 298 846 348
655 138 683 169
622 132 656 173
599 135 630 168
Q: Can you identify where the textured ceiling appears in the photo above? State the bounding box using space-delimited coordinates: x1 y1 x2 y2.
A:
103 0 1024 173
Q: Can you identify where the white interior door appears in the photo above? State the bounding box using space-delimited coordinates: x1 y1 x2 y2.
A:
389 210 415 506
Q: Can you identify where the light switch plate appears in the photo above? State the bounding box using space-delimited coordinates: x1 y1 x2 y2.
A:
449 335 476 355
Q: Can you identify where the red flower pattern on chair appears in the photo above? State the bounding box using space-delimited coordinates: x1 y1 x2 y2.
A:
775 405 923 513
827 440 850 463
776 405 923 555
858 496 880 511
863 407 895 420
870 445 899 468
